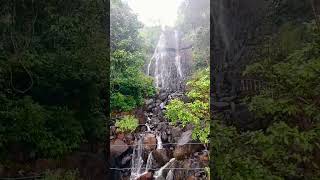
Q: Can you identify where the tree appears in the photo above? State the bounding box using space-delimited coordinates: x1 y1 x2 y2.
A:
0 0 108 159
110 0 155 112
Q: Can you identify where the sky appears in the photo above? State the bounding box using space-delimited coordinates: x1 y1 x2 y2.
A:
124 0 185 27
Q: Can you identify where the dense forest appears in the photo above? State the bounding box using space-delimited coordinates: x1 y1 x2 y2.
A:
0 0 107 178
211 0 320 179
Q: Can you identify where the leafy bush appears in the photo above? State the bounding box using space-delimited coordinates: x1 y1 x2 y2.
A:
166 69 209 143
115 115 139 133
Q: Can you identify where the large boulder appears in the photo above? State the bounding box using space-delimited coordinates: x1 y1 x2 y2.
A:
173 131 203 160
143 133 157 151
169 127 182 142
110 139 128 158
138 172 153 180
153 149 171 166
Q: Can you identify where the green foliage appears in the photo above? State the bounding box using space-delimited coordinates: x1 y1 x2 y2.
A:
166 69 209 143
245 22 320 125
43 169 80 180
210 16 320 178
211 22 320 179
0 97 84 158
115 115 139 133
0 0 107 160
110 0 155 112
212 121 320 179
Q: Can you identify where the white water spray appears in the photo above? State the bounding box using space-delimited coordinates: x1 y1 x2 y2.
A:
156 134 163 149
147 29 189 91
154 158 176 180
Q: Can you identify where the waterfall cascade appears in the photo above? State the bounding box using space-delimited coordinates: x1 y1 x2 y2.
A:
156 134 163 150
153 158 176 180
130 136 145 180
147 29 191 91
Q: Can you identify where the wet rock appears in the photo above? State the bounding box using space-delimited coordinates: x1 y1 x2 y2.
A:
145 99 154 106
199 152 209 166
184 123 194 131
125 134 135 145
156 122 168 131
152 107 161 114
151 117 160 124
121 155 132 166
177 130 192 145
171 127 182 142
153 149 170 166
116 132 125 140
135 108 147 124
143 134 157 151
138 172 153 180
173 131 203 160
159 92 168 101
110 139 128 158
186 175 197 180
161 132 168 142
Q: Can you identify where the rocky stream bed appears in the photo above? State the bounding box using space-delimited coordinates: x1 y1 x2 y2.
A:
110 90 209 180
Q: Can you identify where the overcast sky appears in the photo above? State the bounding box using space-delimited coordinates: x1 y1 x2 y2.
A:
124 0 184 27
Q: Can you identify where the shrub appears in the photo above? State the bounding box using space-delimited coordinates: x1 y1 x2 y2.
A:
115 115 139 133
165 69 209 143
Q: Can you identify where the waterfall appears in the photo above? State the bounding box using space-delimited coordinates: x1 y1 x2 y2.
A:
145 123 151 132
145 152 153 171
147 29 190 91
154 158 176 180
156 134 163 149
130 136 145 180
166 170 174 180
174 30 183 78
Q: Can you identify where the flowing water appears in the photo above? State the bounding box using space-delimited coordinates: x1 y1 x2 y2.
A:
130 136 145 180
154 158 176 180
166 170 174 180
145 123 151 132
130 135 154 180
147 29 189 91
156 134 163 150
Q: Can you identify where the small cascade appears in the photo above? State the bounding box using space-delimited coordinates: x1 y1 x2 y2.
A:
154 158 176 180
145 152 153 171
166 170 174 180
145 123 151 132
156 134 163 150
174 30 183 78
130 136 145 180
